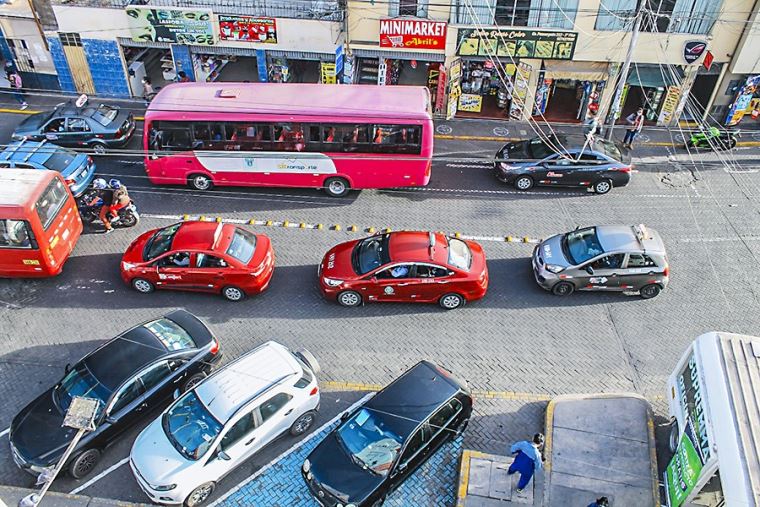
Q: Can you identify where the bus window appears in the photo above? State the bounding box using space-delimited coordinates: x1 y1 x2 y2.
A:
0 219 34 249
336 124 369 152
152 121 193 152
371 125 421 154
35 178 68 231
226 123 271 151
191 123 211 149
272 124 306 152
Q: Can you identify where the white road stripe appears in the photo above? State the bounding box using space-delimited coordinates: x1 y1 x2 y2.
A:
207 392 375 507
0 428 9 438
69 457 130 495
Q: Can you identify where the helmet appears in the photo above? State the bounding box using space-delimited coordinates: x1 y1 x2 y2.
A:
92 178 107 189
109 179 121 189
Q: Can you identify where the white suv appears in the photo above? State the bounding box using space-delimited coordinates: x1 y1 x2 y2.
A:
129 341 321 506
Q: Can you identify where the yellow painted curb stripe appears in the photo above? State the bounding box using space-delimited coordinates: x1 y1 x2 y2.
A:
0 107 39 115
457 449 473 501
647 415 661 506
543 399 556 475
321 381 551 401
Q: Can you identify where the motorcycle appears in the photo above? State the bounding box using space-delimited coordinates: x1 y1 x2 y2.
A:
685 127 739 150
76 190 140 229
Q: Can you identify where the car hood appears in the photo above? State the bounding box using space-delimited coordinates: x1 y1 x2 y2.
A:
14 112 50 134
122 229 156 265
131 417 191 485
537 234 573 268
11 389 78 466
308 433 384 504
496 140 534 162
320 240 359 280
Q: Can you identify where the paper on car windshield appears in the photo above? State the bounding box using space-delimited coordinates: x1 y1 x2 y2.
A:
356 408 370 426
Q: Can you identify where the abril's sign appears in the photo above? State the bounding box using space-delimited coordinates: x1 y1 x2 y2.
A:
683 41 707 64
380 19 447 51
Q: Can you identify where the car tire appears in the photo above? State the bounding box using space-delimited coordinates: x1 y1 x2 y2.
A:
593 179 613 194
337 290 362 307
324 177 350 198
132 278 154 294
189 174 214 191
183 373 206 392
639 283 661 299
668 420 680 453
290 410 317 436
90 142 107 155
439 293 465 310
222 286 245 302
185 482 215 507
514 175 534 191
68 448 100 479
551 281 575 296
295 349 321 374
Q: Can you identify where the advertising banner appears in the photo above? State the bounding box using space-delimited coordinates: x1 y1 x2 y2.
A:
457 29 576 60
435 67 447 114
447 59 462 120
458 93 482 112
510 62 532 120
219 15 277 43
657 86 681 125
665 419 705 506
379 19 447 51
321 62 336 84
126 7 214 45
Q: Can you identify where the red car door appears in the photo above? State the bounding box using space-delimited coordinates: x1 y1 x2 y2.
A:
154 251 195 291
414 264 455 302
370 264 416 302
189 252 235 293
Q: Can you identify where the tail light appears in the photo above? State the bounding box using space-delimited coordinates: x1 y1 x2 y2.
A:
209 339 219 355
612 166 632 172
87 155 93 165
309 386 319 396
114 128 122 137
65 178 75 186
663 266 670 277
425 160 432 178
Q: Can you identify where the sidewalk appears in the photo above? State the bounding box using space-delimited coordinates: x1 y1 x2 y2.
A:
0 485 150 507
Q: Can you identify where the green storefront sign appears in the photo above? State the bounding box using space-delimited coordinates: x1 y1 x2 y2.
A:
665 424 704 506
456 29 577 60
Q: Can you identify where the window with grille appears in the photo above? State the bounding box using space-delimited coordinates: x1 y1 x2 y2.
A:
59 32 83 47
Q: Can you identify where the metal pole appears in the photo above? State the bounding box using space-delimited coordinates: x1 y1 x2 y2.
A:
605 0 645 140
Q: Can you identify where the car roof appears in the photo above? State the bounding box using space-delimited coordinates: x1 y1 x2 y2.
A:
171 221 233 252
364 361 464 438
388 231 449 266
195 341 301 423
0 141 70 167
596 225 666 255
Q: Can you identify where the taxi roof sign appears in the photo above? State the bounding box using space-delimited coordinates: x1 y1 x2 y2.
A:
211 222 224 250
632 224 650 242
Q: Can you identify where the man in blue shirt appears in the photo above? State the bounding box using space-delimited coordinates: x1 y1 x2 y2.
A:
507 433 544 493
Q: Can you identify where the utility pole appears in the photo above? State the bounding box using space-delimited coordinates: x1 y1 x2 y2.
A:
605 0 646 140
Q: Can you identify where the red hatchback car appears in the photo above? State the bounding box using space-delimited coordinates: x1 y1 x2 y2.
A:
120 221 274 301
319 231 488 309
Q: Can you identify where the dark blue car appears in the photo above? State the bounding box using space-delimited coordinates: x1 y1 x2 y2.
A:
0 140 96 196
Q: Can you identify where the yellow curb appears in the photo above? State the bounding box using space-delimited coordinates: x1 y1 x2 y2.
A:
215 216 222 223
333 224 341 231
182 214 190 221
348 225 357 232
299 222 306 228
454 232 461 238
367 227 376 233
543 398 557 474
435 134 516 142
316 223 323 230
198 215 205 221
647 415 661 506
265 220 273 226
457 450 473 502
384 227 392 233
248 218 256 225
135 115 144 121
505 236 513 242
523 236 531 243
0 107 40 115
282 220 290 227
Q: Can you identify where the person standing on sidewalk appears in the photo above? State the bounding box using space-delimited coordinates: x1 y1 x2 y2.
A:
8 71 28 110
588 496 609 507
507 433 545 494
623 108 644 148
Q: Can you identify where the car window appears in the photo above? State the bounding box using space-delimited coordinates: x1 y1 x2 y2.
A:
138 361 172 393
429 399 462 432
43 151 77 172
67 118 91 133
144 223 181 260
110 378 142 414
399 422 432 465
220 412 256 450
528 138 555 159
35 177 68 231
590 254 625 270
594 138 623 162
157 251 190 268
375 264 413 279
416 265 449 278
447 238 472 271
45 118 66 133
164 391 223 461
627 253 657 268
226 228 257 264
563 227 604 265
56 363 110 418
579 153 604 162
91 105 118 126
258 393 293 423
353 234 391 275
143 318 196 351
196 253 228 268
336 407 403 475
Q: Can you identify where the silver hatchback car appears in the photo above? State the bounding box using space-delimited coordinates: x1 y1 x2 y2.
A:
532 224 669 299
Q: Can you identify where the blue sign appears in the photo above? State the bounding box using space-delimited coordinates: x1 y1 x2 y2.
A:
256 49 268 83
170 44 195 81
335 44 344 77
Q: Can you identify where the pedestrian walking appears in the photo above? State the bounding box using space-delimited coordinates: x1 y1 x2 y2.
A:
623 107 645 148
507 433 544 494
583 112 602 140
177 71 190 83
141 77 155 104
8 71 27 110
588 496 609 507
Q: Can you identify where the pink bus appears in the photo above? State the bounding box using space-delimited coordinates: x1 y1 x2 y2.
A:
143 83 434 197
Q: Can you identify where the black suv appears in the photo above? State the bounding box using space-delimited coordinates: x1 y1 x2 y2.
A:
302 361 472 507
9 310 220 479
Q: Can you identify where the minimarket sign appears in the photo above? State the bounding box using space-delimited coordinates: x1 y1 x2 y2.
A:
380 19 447 51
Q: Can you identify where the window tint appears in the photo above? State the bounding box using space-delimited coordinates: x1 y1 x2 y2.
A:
258 393 292 422
144 318 196 351
400 423 431 464
627 253 657 268
579 153 604 162
91 105 118 126
67 118 90 132
196 253 228 268
156 251 191 268
221 413 256 450
150 121 192 152
375 264 413 279
43 150 77 172
35 178 68 231
226 123 272 151
590 253 625 270
226 228 257 264
415 265 449 278
429 399 462 432
372 125 421 153
111 379 142 413
45 118 66 133
139 361 171 392
272 123 307 152
144 223 181 260
0 219 34 249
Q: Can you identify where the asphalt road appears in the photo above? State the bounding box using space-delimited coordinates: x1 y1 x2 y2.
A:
1 111 760 503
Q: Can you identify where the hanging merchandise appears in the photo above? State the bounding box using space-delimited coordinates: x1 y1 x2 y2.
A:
269 57 289 83
510 62 532 120
377 59 388 86
533 70 549 116
435 67 447 114
388 60 400 85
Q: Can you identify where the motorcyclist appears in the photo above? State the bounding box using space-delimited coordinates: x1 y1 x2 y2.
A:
108 179 131 227
85 178 115 233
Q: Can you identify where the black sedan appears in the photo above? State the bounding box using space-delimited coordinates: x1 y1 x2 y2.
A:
12 100 135 154
494 134 632 194
302 361 472 507
9 309 220 480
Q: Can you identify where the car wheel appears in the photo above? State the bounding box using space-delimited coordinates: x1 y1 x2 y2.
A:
189 174 214 191
185 482 215 507
132 278 154 294
439 293 465 310
290 410 317 436
324 177 350 198
183 373 206 392
337 290 362 307
668 420 680 453
593 179 612 194
514 175 534 191
222 286 245 302
639 283 661 299
90 143 107 155
551 281 575 296
68 449 100 479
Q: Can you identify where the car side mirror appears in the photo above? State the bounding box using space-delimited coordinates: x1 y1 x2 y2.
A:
585 266 594 275
173 388 181 400
217 451 231 461
64 363 71 374
394 462 408 475
105 415 117 424
340 412 350 422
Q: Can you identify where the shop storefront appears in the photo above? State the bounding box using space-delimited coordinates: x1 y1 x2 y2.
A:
619 64 685 125
534 61 609 123
724 74 760 126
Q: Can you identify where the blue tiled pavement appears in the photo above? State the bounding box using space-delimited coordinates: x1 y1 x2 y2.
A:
219 421 463 507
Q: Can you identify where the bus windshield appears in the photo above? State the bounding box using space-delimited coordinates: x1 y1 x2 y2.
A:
35 178 68 231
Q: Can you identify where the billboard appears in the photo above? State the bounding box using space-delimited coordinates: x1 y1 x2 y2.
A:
379 19 447 51
219 15 277 44
126 7 214 45
457 29 577 60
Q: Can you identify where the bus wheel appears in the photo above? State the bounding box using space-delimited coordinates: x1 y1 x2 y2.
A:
324 177 350 198
189 174 214 191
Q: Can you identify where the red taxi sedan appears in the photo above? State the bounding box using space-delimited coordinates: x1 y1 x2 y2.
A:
319 231 488 310
120 221 274 301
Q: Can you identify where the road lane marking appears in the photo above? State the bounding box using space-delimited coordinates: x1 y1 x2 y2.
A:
69 457 129 495
207 392 375 507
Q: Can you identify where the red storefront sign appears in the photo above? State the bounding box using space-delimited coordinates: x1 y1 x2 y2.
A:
379 19 447 50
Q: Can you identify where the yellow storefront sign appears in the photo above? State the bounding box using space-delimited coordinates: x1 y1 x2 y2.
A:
321 63 336 84
458 93 483 112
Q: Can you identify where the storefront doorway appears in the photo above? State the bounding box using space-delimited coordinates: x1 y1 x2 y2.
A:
216 56 260 82
122 46 174 97
455 60 513 119
620 64 682 125
537 62 609 123
685 66 721 121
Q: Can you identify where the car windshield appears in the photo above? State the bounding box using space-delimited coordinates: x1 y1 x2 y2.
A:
226 228 257 264
144 223 181 260
42 151 77 172
163 391 223 461
89 105 118 127
55 363 110 418
562 227 604 265
447 237 472 271
336 408 403 475
594 139 622 162
528 137 557 159
144 318 195 351
352 234 391 275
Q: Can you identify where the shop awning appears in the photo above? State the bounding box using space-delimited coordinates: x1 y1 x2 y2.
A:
350 48 446 62
542 61 609 81
626 65 684 88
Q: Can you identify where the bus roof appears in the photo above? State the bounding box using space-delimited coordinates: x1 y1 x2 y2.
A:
147 82 432 120
0 168 56 210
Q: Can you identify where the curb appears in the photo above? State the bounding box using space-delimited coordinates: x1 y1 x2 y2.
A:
0 485 151 506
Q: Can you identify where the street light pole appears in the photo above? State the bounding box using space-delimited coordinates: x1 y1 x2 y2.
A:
605 0 646 140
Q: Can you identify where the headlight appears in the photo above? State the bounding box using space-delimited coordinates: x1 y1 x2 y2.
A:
153 484 177 491
545 264 564 273
11 134 23 141
499 162 517 171
29 464 54 474
302 459 311 473
322 277 344 287
121 262 136 271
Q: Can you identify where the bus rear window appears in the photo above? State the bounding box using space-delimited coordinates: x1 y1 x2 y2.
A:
35 178 68 231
